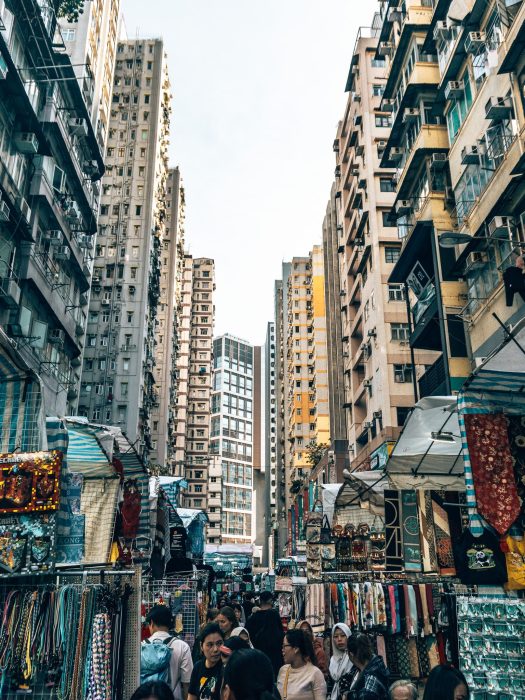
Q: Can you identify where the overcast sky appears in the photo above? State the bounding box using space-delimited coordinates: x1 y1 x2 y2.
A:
122 0 378 345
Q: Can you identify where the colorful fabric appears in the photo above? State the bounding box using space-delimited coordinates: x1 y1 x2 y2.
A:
401 490 421 571
417 490 438 572
0 451 62 515
431 492 456 576
464 413 520 534
507 415 525 502
384 490 403 572
457 395 485 536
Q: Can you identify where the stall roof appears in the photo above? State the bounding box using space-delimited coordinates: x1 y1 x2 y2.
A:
66 426 113 477
387 396 463 476
335 471 388 508
176 508 208 528
463 322 525 396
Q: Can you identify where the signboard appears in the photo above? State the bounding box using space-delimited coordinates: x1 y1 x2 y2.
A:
170 526 188 558
406 261 430 298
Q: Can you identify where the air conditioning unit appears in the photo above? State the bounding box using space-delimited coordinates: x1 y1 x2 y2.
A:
76 234 90 249
351 166 359 176
378 42 394 57
358 178 367 190
388 6 402 22
461 144 481 164
402 107 420 123
485 96 513 120
0 200 9 222
396 199 411 214
83 160 99 176
342 352 349 358
464 31 486 53
445 80 464 100
488 215 513 239
101 298 110 306
0 55 7 80
44 229 63 244
464 251 488 272
67 207 79 222
363 420 374 429
373 410 382 419
49 329 65 345
69 117 88 138
352 93 361 103
14 132 39 154
367 328 377 338
382 98 395 112
430 152 447 170
55 245 70 261
363 379 372 388
433 21 450 41
389 147 403 163
0 278 21 308
19 197 31 224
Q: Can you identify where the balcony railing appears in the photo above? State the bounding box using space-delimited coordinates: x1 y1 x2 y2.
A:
418 355 447 398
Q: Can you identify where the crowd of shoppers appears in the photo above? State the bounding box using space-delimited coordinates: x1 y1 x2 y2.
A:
135 594 470 700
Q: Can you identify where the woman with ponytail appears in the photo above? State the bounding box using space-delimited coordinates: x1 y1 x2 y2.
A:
221 649 277 700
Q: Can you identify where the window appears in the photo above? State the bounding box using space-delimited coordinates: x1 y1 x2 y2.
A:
446 71 473 143
388 284 405 302
397 407 411 426
123 359 130 371
144 94 150 104
394 364 413 383
62 28 76 41
375 115 392 128
385 247 401 264
372 84 385 96
382 211 394 227
379 177 395 192
391 323 410 341
371 57 386 68
121 382 128 398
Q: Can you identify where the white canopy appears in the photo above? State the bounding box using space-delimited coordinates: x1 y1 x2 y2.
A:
387 396 464 477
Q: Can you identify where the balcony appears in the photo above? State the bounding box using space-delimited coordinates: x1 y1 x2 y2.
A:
389 62 440 129
418 355 447 398
396 125 449 194
498 0 525 73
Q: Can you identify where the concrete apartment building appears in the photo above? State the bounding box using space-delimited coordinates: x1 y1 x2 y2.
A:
59 0 120 152
173 254 193 476
149 167 185 469
263 321 278 565
322 182 348 478
0 0 104 417
79 39 171 465
378 0 525 393
209 334 258 545
183 257 215 510
334 22 432 472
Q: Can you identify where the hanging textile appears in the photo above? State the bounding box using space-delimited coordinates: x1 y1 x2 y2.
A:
417 490 438 573
384 490 403 571
463 413 520 534
430 492 456 576
400 490 421 572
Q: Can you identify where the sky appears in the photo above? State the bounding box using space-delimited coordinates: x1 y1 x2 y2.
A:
122 0 378 346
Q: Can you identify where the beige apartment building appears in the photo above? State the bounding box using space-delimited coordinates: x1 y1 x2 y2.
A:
59 0 120 151
334 23 433 471
377 0 525 391
182 257 215 510
149 168 186 469
79 39 171 465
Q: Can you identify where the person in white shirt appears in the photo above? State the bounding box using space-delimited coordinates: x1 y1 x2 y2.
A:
146 605 193 700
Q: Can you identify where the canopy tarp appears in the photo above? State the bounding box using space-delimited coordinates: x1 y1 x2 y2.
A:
387 396 463 476
321 483 341 525
334 471 388 517
66 426 113 476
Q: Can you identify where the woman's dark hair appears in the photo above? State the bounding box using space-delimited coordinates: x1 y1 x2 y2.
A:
206 607 220 622
222 636 250 652
231 602 243 614
130 680 174 700
347 634 374 664
223 649 275 700
285 629 318 667
217 606 237 629
199 622 223 647
423 665 469 700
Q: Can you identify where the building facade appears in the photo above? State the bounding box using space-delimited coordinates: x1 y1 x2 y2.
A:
183 257 215 510
377 0 525 396
79 38 171 464
263 321 278 565
149 167 186 469
334 23 433 472
0 0 104 417
59 0 120 151
210 334 256 545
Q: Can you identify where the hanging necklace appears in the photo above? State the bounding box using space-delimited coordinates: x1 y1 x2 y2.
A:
57 585 80 700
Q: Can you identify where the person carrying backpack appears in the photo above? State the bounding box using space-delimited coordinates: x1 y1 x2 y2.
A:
141 605 193 700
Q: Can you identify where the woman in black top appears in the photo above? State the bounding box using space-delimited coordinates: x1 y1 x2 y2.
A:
188 623 224 700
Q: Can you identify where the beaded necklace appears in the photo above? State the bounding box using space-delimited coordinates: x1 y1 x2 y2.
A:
57 585 80 700
0 590 21 694
87 612 112 700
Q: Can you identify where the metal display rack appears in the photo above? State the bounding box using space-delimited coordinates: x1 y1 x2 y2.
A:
0 567 141 700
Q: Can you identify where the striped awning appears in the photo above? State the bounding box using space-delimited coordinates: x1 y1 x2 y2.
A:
0 328 46 453
66 426 113 477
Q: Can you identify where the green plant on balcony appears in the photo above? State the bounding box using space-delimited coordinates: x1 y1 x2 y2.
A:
54 0 85 22
305 440 329 468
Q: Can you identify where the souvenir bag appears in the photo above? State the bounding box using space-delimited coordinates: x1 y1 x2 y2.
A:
503 535 525 590
305 499 323 543
321 543 337 571
320 515 333 545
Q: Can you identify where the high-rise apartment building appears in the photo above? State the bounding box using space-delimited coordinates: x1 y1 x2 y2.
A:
183 257 215 510
173 254 193 476
79 39 171 464
59 0 120 151
263 321 278 564
0 0 103 416
209 334 258 544
333 23 433 471
274 272 289 559
149 168 186 469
